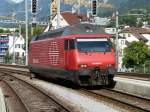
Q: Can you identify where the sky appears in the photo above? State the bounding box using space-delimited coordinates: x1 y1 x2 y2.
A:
7 0 24 3
7 0 108 4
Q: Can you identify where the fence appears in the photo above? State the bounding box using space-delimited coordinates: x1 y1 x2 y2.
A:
0 57 25 65
122 64 150 74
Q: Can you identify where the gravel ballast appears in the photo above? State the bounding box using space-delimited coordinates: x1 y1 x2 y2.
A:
13 74 124 112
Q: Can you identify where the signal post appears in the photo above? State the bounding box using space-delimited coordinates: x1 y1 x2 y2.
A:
25 0 28 65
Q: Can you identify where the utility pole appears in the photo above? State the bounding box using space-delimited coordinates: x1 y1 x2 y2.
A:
49 0 52 30
78 0 80 15
12 30 15 64
56 0 60 28
115 11 119 72
25 0 28 65
19 24 21 35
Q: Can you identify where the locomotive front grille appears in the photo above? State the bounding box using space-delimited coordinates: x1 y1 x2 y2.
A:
91 68 109 85
78 68 110 86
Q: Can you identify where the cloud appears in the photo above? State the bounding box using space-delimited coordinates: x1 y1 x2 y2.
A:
104 0 108 3
7 0 24 4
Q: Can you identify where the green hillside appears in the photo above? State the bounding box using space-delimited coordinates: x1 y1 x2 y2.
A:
108 0 150 13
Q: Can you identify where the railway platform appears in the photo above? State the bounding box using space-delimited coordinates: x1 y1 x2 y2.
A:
0 88 6 112
114 77 150 99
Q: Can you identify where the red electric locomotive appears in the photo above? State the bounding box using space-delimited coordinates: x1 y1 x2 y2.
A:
29 24 116 86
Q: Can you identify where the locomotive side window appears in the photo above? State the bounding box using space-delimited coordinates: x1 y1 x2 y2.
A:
64 40 69 50
69 40 75 49
64 39 75 50
77 38 111 52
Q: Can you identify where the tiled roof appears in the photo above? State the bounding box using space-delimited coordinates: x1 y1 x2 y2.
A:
120 27 150 34
75 13 88 21
61 12 80 26
120 27 150 42
132 33 148 42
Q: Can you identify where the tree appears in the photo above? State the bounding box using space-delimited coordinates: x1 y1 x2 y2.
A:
137 20 143 27
119 15 137 27
33 27 44 36
4 51 13 64
0 29 11 33
21 26 44 45
0 29 4 33
123 41 150 68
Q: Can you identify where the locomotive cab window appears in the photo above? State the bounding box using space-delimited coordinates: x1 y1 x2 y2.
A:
76 38 111 52
64 39 75 50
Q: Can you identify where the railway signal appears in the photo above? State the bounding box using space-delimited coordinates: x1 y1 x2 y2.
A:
32 0 37 13
32 22 36 27
92 0 97 16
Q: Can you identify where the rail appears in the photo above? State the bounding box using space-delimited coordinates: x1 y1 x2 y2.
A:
0 71 72 112
80 88 150 112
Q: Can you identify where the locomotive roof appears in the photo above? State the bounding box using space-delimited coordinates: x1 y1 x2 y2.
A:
33 24 107 41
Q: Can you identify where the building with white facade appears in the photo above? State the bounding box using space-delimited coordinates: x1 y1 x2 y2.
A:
0 33 25 63
9 34 25 58
44 11 88 32
118 27 150 71
105 27 150 71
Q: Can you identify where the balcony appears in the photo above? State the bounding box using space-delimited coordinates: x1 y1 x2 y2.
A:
0 37 9 40
0 40 9 43
0 52 6 56
0 44 9 48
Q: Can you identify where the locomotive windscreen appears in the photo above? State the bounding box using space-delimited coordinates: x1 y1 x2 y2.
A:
76 38 111 52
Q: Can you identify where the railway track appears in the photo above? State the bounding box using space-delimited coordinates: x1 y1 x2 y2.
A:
0 64 150 111
80 88 150 112
0 64 150 80
0 77 29 112
0 73 72 112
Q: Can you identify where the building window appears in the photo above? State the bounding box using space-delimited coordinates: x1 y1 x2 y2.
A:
123 34 125 37
121 40 124 45
15 44 20 48
119 49 124 57
22 52 24 57
112 28 115 32
15 52 19 57
128 34 131 37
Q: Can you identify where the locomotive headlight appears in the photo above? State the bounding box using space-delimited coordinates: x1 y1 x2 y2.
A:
80 64 87 68
107 64 112 67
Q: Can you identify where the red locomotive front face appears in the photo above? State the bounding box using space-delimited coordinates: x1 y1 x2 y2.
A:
65 37 116 70
65 36 116 85
77 38 115 69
